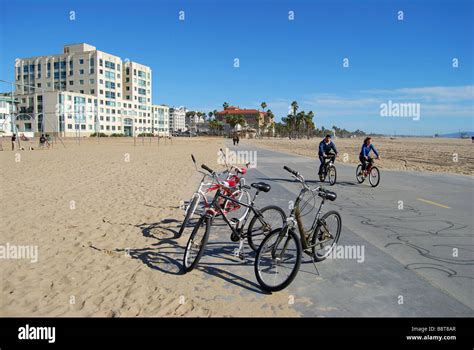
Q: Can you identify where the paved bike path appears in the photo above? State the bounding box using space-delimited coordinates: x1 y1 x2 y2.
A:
197 140 473 317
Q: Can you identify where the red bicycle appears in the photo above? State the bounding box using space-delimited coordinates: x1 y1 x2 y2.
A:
177 153 251 237
356 158 380 187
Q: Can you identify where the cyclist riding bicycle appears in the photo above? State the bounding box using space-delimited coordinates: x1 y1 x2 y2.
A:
359 137 380 173
318 134 338 181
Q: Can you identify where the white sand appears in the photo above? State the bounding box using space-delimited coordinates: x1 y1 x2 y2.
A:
0 137 300 317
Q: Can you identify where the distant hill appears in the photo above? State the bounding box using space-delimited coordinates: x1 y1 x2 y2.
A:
437 131 474 138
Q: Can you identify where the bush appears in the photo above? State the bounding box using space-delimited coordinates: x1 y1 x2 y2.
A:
90 132 109 137
110 133 125 137
137 133 155 137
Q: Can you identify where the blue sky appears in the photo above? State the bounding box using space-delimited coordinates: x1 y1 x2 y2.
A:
0 0 472 135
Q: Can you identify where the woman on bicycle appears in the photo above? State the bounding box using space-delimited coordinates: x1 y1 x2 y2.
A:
359 137 380 173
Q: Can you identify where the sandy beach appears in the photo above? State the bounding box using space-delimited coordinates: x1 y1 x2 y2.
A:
0 137 299 317
247 137 474 176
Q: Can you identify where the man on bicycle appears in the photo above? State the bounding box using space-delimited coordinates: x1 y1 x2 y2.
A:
359 137 380 173
318 134 338 181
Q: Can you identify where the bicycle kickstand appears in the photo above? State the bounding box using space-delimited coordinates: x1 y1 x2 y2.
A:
311 258 320 276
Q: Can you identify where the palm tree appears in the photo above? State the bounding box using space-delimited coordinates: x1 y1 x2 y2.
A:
304 111 315 138
291 101 299 116
266 109 275 137
295 111 305 138
223 102 229 110
283 114 296 139
208 111 213 119
261 102 267 111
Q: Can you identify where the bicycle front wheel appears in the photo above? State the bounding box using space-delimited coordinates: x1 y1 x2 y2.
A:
178 194 200 237
369 166 380 187
311 210 342 262
328 165 337 186
183 215 211 273
254 228 302 292
247 205 286 251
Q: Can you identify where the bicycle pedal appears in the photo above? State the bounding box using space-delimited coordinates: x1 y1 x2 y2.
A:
230 231 240 242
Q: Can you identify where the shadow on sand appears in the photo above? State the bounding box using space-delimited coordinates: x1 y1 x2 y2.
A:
114 219 269 294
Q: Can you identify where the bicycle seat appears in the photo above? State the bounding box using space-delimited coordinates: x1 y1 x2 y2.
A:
319 189 337 201
251 182 271 192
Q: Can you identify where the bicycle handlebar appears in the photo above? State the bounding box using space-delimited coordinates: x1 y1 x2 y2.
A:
283 166 299 177
201 164 214 174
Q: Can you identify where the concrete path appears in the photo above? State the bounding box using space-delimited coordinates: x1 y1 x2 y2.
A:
181 140 474 316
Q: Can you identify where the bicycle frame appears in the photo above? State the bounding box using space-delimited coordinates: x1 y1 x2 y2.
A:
186 165 247 215
205 188 263 239
271 172 332 259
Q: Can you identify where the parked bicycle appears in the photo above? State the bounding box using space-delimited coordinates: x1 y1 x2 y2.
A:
320 152 337 186
254 166 341 292
356 159 380 187
178 154 250 237
183 163 286 273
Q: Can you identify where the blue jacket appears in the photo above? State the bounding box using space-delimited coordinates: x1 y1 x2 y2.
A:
319 140 338 156
360 143 379 158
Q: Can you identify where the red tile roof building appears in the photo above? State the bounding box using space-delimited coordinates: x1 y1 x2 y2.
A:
214 106 273 129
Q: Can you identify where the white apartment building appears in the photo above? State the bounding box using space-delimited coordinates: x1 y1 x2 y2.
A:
169 106 187 132
0 93 16 136
13 43 154 137
152 104 170 136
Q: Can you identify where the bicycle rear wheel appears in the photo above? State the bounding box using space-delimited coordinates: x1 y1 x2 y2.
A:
356 164 364 183
369 166 380 187
183 215 211 273
178 194 200 237
255 228 302 292
311 210 342 262
247 205 286 251
328 165 337 186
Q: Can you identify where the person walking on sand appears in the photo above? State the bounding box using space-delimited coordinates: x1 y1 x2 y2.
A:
11 133 16 151
39 134 47 149
318 134 338 181
359 137 380 173
236 135 240 146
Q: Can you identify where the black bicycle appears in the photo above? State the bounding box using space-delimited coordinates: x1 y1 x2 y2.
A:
320 153 337 186
254 166 341 292
183 164 286 273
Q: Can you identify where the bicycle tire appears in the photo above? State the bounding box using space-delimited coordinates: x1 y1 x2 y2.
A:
311 210 342 262
254 228 302 292
369 166 380 187
182 215 211 273
178 194 200 237
328 165 337 186
356 164 364 183
247 205 286 251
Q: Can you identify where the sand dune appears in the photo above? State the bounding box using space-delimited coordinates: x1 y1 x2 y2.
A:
0 137 299 317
